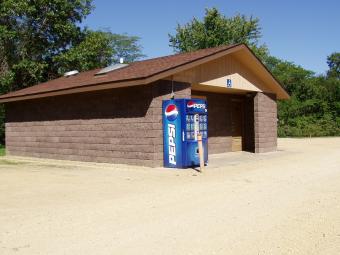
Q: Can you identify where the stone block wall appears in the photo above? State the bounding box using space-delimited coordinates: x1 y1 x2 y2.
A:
5 80 190 167
254 92 277 152
5 83 277 167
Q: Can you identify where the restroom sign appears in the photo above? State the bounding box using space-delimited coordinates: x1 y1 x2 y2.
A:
226 79 232 88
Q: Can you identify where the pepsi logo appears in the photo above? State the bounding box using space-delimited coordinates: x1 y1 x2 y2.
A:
165 104 178 121
187 101 206 109
187 101 195 108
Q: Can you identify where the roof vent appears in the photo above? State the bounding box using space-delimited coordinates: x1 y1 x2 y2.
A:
64 70 79 77
95 63 129 75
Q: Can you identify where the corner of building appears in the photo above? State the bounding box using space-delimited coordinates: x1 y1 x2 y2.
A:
254 92 278 153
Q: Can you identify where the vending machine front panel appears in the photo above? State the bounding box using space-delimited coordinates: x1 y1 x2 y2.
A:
162 98 208 168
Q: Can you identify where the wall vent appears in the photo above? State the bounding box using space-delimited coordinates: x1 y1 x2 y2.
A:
95 63 128 75
64 70 79 77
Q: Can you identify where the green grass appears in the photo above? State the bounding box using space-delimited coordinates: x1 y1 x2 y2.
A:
0 159 24 165
0 145 5 156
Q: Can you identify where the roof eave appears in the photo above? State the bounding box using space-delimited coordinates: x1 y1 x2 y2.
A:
0 44 245 103
0 43 290 102
241 44 290 100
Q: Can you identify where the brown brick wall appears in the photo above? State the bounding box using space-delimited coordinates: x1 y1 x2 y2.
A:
5 80 190 167
205 93 232 154
148 80 191 163
5 82 276 166
254 92 277 153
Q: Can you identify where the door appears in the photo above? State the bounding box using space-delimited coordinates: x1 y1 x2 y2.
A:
231 100 244 151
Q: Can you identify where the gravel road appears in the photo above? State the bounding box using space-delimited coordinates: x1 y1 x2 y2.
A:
0 138 340 254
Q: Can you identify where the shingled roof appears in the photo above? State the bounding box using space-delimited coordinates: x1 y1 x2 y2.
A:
0 43 288 102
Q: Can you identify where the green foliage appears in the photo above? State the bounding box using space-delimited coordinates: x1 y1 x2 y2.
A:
262 56 315 96
327 52 340 79
0 105 4 144
0 0 144 92
0 0 144 144
271 61 340 137
169 7 267 56
0 0 93 90
0 144 5 156
54 31 144 75
169 7 340 137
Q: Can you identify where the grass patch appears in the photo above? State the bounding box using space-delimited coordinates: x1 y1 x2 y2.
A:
0 145 5 156
0 159 25 165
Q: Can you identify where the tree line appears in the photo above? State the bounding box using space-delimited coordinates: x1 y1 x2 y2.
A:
169 8 340 137
0 2 339 143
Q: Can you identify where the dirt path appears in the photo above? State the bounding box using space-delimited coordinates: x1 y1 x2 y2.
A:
0 138 340 254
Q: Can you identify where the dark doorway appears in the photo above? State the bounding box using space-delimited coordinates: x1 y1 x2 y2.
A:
231 100 244 151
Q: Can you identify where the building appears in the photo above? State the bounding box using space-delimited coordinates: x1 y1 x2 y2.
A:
0 44 289 167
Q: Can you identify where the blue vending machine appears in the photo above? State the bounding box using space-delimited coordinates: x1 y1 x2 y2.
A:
162 98 208 168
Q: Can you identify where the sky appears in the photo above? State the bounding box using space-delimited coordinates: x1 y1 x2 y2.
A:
84 0 340 75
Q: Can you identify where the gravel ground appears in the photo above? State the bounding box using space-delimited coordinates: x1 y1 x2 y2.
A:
0 137 340 255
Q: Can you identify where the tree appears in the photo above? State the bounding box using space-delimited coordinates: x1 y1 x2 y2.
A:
263 55 315 97
169 7 268 57
270 57 340 137
0 0 145 144
327 52 340 79
169 7 340 137
0 0 145 93
0 0 93 91
54 30 144 75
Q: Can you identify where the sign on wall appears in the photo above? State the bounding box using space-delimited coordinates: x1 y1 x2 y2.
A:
226 79 232 88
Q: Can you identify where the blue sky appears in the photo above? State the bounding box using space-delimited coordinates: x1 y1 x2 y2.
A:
84 0 340 75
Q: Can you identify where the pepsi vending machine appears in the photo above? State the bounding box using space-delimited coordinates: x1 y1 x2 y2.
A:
162 98 208 168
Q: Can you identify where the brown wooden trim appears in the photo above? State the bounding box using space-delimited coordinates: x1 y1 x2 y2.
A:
0 80 146 103
242 45 290 99
191 94 207 99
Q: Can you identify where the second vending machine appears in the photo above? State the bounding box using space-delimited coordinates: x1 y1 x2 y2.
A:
162 98 208 168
